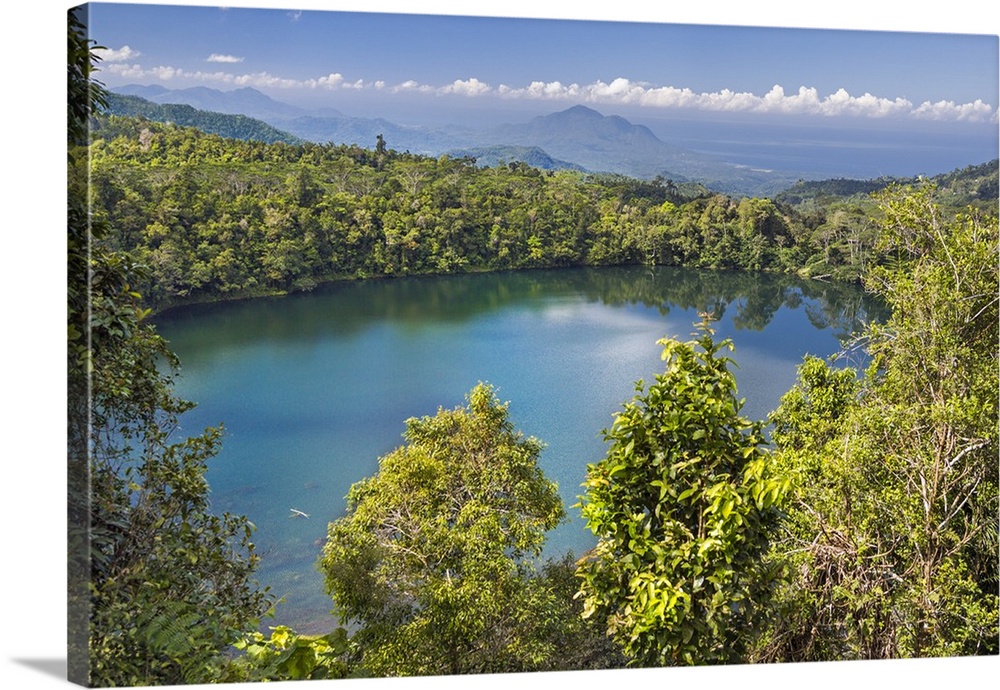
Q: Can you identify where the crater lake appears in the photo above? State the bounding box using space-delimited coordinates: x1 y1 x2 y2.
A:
155 266 884 633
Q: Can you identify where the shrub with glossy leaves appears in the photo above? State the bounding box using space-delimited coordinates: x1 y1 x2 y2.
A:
577 323 788 666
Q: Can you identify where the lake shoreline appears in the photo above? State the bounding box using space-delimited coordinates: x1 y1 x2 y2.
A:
150 260 848 319
157 265 884 631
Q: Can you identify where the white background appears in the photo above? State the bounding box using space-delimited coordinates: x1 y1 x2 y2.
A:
3 1 998 689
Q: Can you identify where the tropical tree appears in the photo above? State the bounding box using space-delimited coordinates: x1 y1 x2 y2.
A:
319 383 569 676
576 321 788 666
69 9 274 685
68 7 106 682
756 185 998 661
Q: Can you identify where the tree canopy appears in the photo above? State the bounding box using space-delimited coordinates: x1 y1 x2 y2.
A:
755 185 998 660
69 9 274 685
576 322 788 665
320 383 578 676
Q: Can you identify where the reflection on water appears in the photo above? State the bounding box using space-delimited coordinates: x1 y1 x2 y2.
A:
155 266 884 633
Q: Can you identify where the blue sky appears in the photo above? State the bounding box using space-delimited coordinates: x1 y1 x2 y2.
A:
84 1 999 129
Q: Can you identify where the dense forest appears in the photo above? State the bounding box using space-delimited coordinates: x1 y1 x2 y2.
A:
87 111 997 311
70 11 999 686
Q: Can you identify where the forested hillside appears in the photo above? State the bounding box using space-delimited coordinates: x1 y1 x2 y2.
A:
104 92 303 145
774 160 998 210
444 144 585 172
88 114 997 311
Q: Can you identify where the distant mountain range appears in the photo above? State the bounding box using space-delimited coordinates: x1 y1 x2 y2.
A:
103 85 832 195
445 145 586 172
475 106 798 195
487 105 698 177
112 84 320 120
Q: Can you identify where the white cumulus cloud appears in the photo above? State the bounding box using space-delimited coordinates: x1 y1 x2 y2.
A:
303 73 345 89
96 55 996 124
496 76 992 122
912 98 996 122
207 54 244 64
441 78 492 97
392 80 435 94
94 45 140 63
231 71 304 89
103 63 147 80
150 66 179 81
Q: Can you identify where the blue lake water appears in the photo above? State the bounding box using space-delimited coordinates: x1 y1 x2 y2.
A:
154 266 883 633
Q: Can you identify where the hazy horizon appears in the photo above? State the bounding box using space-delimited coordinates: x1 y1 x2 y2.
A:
86 3 998 181
108 78 998 181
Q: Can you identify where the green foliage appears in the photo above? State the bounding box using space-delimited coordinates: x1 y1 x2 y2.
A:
87 416 274 686
757 184 998 661
769 355 861 455
576 322 788 666
83 112 914 311
104 92 303 144
531 554 629 671
68 9 108 682
229 625 353 681
69 11 276 685
67 7 105 151
320 383 575 676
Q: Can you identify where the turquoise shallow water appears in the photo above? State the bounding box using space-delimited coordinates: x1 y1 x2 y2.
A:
155 266 882 633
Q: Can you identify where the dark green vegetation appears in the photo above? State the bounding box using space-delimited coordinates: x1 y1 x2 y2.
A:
73 9 997 683
69 11 273 686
